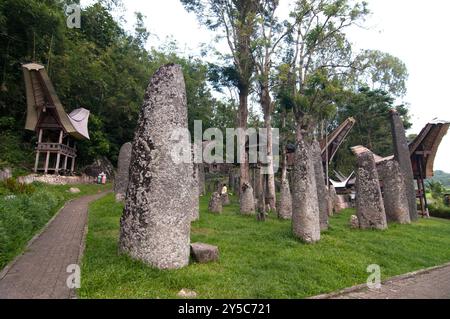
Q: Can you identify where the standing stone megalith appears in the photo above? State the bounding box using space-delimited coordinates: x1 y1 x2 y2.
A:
114 142 132 202
354 150 388 230
312 140 329 231
292 140 321 243
390 110 418 221
241 182 256 215
278 178 292 220
119 64 192 270
377 159 411 224
190 163 200 221
208 192 223 214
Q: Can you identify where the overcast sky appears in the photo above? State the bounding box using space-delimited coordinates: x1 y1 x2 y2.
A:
82 0 450 172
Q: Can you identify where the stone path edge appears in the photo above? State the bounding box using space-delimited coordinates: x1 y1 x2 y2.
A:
0 199 77 281
310 261 450 299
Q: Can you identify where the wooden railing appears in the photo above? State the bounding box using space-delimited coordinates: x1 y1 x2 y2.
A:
36 143 77 157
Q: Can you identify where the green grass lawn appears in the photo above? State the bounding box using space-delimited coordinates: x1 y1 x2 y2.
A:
0 182 111 270
80 194 450 299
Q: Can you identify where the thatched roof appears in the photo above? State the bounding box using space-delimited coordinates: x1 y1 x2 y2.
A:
409 120 449 178
23 63 90 140
320 117 356 164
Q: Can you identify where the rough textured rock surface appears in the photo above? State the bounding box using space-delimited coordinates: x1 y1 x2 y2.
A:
312 140 329 231
190 163 200 221
278 179 292 220
326 186 334 217
208 192 223 214
355 151 388 230
83 156 115 179
240 182 255 215
114 142 132 202
0 168 12 182
390 110 418 221
335 195 351 212
119 64 192 270
190 243 219 263
69 187 80 194
291 140 321 243
377 159 411 224
329 185 337 215
221 193 230 206
197 164 206 196
350 215 359 229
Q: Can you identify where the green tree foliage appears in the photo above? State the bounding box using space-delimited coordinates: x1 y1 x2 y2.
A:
0 0 221 168
333 87 411 174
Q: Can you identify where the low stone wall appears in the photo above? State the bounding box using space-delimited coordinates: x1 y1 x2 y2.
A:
17 174 96 185
0 168 12 182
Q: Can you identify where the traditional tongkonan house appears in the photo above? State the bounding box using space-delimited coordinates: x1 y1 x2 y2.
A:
22 63 90 175
409 120 450 215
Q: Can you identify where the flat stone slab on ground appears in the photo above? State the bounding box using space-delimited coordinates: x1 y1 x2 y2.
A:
190 243 219 264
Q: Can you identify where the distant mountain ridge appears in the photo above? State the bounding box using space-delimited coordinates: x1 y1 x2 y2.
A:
433 170 450 188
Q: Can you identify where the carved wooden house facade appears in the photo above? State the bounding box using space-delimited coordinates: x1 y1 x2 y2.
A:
23 63 90 175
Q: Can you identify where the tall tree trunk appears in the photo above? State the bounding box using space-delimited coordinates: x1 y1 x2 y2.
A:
261 85 276 212
239 87 255 214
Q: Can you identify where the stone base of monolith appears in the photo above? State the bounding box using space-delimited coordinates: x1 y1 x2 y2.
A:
278 179 292 220
312 141 329 231
240 182 255 215
292 140 321 243
209 192 223 214
377 159 411 224
114 142 132 202
119 64 192 270
354 150 388 230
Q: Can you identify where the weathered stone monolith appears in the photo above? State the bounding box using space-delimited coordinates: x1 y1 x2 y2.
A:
240 182 256 215
354 150 388 230
198 163 206 196
329 185 337 215
190 164 200 221
390 110 418 221
114 142 132 202
278 178 292 220
377 159 411 224
209 192 223 214
292 140 321 243
312 140 329 231
119 64 192 270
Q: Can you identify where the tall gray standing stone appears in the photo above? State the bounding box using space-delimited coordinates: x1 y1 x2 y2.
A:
312 140 329 231
278 178 292 220
292 140 321 243
354 150 388 230
190 164 200 221
240 182 256 215
119 64 192 270
377 159 411 224
390 110 418 221
114 142 132 202
198 163 206 196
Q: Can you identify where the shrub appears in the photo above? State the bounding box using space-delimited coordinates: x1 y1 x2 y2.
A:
2 178 35 195
0 189 62 268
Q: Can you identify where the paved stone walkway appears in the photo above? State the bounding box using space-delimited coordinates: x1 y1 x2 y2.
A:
314 263 450 299
0 192 108 299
